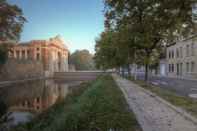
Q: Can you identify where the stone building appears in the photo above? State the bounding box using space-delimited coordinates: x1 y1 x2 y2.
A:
166 35 197 79
8 36 69 77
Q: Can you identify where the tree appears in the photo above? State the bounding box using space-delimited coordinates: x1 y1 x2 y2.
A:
94 31 120 70
0 0 26 65
69 50 95 70
104 0 196 81
94 30 132 76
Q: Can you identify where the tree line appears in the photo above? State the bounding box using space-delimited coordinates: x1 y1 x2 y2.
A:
94 0 197 81
69 49 96 71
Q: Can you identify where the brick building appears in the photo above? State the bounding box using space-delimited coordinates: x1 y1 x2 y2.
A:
166 35 197 79
8 36 69 77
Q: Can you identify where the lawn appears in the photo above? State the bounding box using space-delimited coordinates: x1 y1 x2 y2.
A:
127 76 197 118
13 75 141 131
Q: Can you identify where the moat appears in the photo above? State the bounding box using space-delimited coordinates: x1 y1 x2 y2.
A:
0 79 82 126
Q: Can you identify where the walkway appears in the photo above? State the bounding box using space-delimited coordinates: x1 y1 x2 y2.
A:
113 74 197 131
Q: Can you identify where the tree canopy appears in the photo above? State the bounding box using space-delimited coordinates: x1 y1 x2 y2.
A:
0 0 26 65
95 0 197 80
69 50 95 70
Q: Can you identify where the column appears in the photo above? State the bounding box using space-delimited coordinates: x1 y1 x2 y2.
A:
25 49 28 59
14 50 16 58
19 50 22 59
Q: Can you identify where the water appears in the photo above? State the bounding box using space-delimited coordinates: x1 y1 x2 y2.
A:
0 79 82 126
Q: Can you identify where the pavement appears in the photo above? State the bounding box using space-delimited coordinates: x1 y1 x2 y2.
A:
113 74 197 131
136 74 197 97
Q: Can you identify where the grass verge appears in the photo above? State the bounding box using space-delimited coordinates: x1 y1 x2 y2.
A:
13 75 141 131
127 76 197 118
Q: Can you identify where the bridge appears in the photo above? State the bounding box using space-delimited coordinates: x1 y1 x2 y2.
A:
54 71 112 81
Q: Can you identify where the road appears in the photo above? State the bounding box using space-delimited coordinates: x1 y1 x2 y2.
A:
136 74 197 97
113 74 197 131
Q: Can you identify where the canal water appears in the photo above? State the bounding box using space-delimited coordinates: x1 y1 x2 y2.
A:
0 79 82 126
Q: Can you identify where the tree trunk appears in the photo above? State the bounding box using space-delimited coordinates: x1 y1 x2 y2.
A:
121 67 125 77
118 67 121 75
134 64 137 80
127 64 131 78
0 64 3 74
144 52 150 82
145 63 149 81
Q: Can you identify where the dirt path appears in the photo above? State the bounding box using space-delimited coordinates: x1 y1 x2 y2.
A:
113 74 197 131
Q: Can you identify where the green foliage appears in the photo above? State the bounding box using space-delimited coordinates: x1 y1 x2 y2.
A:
69 50 95 70
13 76 141 131
0 0 26 41
0 44 8 65
95 0 197 80
0 0 26 65
94 28 136 70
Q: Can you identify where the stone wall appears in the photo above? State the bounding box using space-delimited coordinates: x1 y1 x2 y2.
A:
0 59 44 81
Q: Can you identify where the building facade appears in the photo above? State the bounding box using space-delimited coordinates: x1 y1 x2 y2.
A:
167 35 197 79
8 36 69 77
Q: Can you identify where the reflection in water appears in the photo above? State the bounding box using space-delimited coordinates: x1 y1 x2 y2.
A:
0 79 76 126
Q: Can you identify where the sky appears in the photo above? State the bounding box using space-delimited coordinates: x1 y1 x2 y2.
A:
7 0 105 53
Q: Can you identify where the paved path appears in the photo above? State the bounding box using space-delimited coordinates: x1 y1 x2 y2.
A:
113 74 197 131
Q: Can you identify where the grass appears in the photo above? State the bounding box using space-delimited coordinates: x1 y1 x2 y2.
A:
13 75 141 131
126 76 197 118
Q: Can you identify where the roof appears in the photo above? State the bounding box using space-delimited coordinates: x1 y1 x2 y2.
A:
167 34 197 48
11 35 69 50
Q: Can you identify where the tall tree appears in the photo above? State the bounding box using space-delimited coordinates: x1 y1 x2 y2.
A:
94 30 132 74
0 0 26 65
104 0 196 81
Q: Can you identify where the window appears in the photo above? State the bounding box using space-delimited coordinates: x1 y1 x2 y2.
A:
36 53 40 60
176 48 179 58
36 97 40 103
168 51 171 59
37 47 40 51
191 62 195 72
27 50 30 59
22 101 25 107
27 101 31 107
36 106 40 110
191 43 195 56
22 50 25 59
172 50 174 58
186 45 189 56
180 47 183 58
172 64 174 72
169 64 171 72
186 62 190 72
180 63 183 76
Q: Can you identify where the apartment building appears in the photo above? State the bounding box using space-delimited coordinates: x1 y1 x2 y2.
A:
167 35 197 79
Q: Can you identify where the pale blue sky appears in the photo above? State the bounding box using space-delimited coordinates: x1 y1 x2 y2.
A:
8 0 105 53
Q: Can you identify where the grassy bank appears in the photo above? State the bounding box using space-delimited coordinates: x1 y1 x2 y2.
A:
13 75 141 131
127 76 197 118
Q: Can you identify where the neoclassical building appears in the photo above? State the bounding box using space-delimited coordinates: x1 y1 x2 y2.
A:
8 36 69 77
167 35 197 79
